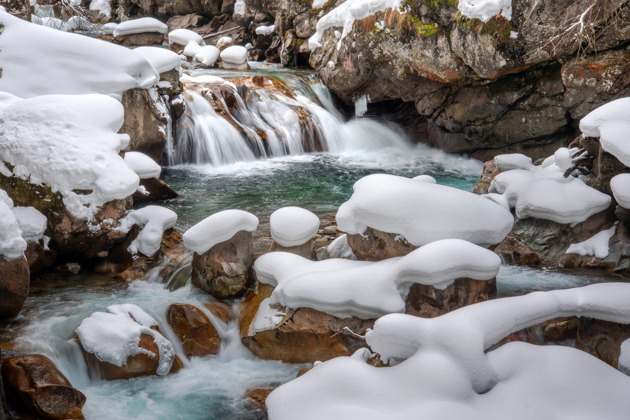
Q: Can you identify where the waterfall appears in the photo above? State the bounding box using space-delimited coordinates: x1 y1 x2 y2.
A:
166 73 413 167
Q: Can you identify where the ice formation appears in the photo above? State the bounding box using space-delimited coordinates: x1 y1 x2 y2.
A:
113 17 168 36
124 151 161 179
268 283 630 419
580 97 630 167
117 206 177 257
76 304 175 375
0 12 159 99
254 239 501 319
489 151 611 224
0 190 27 261
0 94 140 219
337 174 514 247
270 207 320 247
183 209 259 254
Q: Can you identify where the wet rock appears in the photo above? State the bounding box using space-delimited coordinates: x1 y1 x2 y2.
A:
204 300 232 323
493 234 541 266
347 227 417 261
166 303 221 357
1 354 86 419
80 333 183 381
133 177 178 203
269 240 314 259
405 277 497 318
246 388 273 409
112 32 165 46
191 230 254 299
239 283 374 364
0 255 29 319
472 160 501 195
576 317 630 369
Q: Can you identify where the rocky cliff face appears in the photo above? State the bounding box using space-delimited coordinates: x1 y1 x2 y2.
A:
307 0 630 158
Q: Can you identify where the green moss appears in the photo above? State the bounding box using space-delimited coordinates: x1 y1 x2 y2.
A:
403 14 440 38
0 170 65 214
425 0 459 10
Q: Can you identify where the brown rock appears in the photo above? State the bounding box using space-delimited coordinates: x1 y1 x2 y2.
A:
493 234 540 266
472 160 501 195
191 230 254 299
204 300 233 323
246 388 273 408
296 367 312 377
166 13 208 31
269 239 314 259
347 228 417 261
405 277 497 318
166 303 221 357
81 333 182 381
239 283 374 364
112 32 165 46
133 177 179 203
0 256 29 318
1 354 86 419
576 317 630 369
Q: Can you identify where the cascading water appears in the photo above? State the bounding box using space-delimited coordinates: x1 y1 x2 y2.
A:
167 71 413 167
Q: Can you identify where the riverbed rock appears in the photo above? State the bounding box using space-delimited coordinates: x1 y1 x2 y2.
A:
576 317 630 369
346 227 417 261
239 283 374 364
1 354 86 419
133 177 179 203
166 303 221 357
204 300 233 323
80 332 183 381
113 32 165 46
0 255 29 318
191 230 254 299
405 277 497 318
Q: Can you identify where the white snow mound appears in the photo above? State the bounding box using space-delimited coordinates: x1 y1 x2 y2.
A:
580 97 630 167
183 209 259 254
270 207 320 247
117 206 177 256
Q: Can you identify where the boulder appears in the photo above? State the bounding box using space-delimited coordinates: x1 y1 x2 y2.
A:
133 177 179 203
0 255 29 318
112 32 165 46
2 0 30 20
204 300 233 323
346 227 417 261
191 230 254 299
405 277 497 318
239 283 374 364
166 303 221 357
269 206 320 259
576 317 630 369
1 354 86 419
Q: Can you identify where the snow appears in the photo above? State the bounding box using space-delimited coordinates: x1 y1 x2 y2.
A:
90 0 111 17
180 74 236 90
490 152 612 224
326 234 357 260
337 174 514 247
124 152 162 179
580 97 630 167
168 28 204 46
249 298 286 335
270 207 320 247
184 40 202 58
134 47 181 74
312 0 326 8
412 175 436 183
12 206 47 244
0 190 27 261
76 304 175 376
619 339 630 376
220 45 248 65
494 153 532 171
101 22 118 35
255 25 275 35
611 173 630 209
68 16 91 31
195 45 221 67
40 17 71 32
267 283 630 419
253 239 500 319
0 94 140 219
309 0 403 50
458 0 512 22
182 209 259 254
113 17 168 36
0 12 159 99
233 0 245 16
117 206 177 257
566 223 617 259
216 36 233 46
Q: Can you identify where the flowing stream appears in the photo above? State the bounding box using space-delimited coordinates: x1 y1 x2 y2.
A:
0 65 609 419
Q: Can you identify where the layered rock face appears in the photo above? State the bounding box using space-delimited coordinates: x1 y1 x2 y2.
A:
308 0 630 158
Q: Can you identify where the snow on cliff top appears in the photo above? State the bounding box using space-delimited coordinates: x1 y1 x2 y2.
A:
267 283 630 419
458 0 512 22
0 11 159 99
336 174 514 247
0 94 140 219
580 97 630 167
254 239 500 319
0 190 27 261
183 210 259 254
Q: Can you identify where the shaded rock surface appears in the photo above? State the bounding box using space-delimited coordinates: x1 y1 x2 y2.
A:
0 255 29 319
576 317 630 369
166 303 221 357
346 228 417 262
1 354 86 419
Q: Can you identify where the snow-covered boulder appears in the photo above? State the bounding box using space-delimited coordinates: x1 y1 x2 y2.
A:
183 210 259 299
581 98 630 167
76 304 182 380
168 28 204 51
116 206 177 257
337 174 513 260
270 207 320 259
113 17 168 36
195 45 221 67
124 151 162 180
184 40 202 58
134 46 182 75
267 283 630 419
611 174 630 209
0 11 159 100
219 45 249 70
